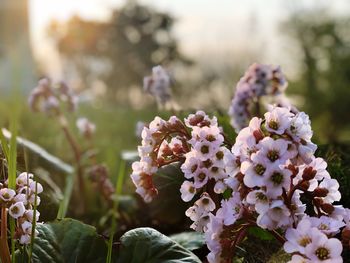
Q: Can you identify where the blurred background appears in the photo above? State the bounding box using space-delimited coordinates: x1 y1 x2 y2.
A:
1 0 350 176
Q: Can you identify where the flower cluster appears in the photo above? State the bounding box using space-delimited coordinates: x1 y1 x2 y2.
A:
88 164 115 204
180 111 234 231
76 117 96 138
203 105 349 262
132 62 350 262
28 78 77 115
143 66 172 107
1 172 43 244
131 115 190 202
284 216 344 262
228 63 289 132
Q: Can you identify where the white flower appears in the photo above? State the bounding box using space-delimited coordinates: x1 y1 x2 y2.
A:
246 190 269 214
135 121 146 138
193 140 219 161
309 216 345 235
190 214 210 232
25 209 40 222
264 106 293 134
16 172 34 187
264 167 291 198
76 117 96 137
223 148 239 176
288 255 311 263
180 181 196 202
252 137 290 166
284 217 314 254
213 181 226 194
298 142 317 164
257 199 291 230
205 213 224 263
319 178 341 204
29 181 43 194
304 233 343 263
9 202 25 219
185 111 217 128
194 193 216 213
21 221 32 234
43 96 59 113
193 168 210 188
181 151 201 179
19 234 31 245
149 117 166 133
289 111 313 142
0 188 16 202
13 194 27 205
241 160 268 188
216 192 243 225
228 64 288 132
143 65 172 106
28 195 41 206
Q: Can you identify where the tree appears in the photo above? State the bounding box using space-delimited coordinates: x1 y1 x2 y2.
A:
49 1 190 102
283 11 350 142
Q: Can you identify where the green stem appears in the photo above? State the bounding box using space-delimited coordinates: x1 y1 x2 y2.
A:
106 159 126 263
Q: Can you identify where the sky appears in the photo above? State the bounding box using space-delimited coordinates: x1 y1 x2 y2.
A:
28 0 350 76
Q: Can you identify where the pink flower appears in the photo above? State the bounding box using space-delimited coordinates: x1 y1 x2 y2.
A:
304 233 342 263
180 181 196 202
264 106 293 134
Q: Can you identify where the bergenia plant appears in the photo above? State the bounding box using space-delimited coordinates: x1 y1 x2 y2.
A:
143 65 175 109
228 63 292 133
131 64 349 263
0 172 42 262
28 78 116 214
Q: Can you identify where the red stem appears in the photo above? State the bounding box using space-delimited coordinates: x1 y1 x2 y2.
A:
0 207 10 263
58 115 86 211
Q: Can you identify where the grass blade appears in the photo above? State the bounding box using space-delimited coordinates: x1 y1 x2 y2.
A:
106 159 126 263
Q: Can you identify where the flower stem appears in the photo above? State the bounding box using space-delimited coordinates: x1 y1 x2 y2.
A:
0 207 11 263
58 115 86 212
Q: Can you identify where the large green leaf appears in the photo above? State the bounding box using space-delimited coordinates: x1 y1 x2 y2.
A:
1 128 73 175
118 227 201 263
22 218 112 263
147 163 188 224
169 232 205 251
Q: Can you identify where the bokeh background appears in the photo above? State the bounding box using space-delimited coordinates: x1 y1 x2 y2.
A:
1 0 350 176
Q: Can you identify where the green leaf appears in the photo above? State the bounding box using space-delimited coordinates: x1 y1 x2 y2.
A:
146 163 188 224
1 128 74 175
20 218 113 263
248 226 274 241
169 232 205 251
118 227 201 263
215 111 237 143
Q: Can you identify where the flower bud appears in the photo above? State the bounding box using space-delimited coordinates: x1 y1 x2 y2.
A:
298 181 310 192
287 164 299 178
313 187 329 197
253 130 264 142
313 197 323 207
302 166 317 180
320 203 334 214
341 228 350 246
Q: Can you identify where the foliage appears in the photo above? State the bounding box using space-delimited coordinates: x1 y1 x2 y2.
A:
284 11 350 142
118 227 201 263
317 144 350 208
169 232 205 251
18 218 112 263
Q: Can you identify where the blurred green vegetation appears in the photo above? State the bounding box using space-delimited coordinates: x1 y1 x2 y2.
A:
284 10 350 143
0 97 162 179
48 1 191 101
